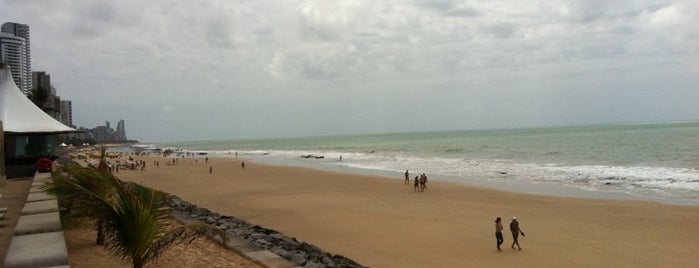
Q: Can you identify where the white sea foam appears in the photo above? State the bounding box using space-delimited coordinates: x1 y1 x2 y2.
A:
211 149 699 200
167 122 699 203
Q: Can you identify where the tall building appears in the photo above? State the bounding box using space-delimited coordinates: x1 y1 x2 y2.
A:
116 119 126 141
1 22 30 95
60 100 73 127
87 120 128 143
0 32 29 94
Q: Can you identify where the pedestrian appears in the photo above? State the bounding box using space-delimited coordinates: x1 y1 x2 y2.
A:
209 166 213 174
495 217 504 251
404 170 410 184
241 161 245 169
414 176 419 192
510 217 525 250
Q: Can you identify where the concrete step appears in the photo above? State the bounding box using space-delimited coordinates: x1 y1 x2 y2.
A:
14 212 62 236
4 231 69 268
21 199 59 215
26 192 55 202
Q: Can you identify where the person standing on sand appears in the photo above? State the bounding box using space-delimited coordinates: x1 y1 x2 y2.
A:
241 161 245 169
495 217 504 251
414 176 419 192
510 217 525 250
405 170 410 184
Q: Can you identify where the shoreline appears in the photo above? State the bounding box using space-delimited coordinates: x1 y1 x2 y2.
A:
237 155 699 206
114 154 699 267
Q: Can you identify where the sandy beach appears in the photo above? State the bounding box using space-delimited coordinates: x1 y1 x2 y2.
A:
115 155 699 267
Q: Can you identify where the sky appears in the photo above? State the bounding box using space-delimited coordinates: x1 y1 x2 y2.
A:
1 0 698 142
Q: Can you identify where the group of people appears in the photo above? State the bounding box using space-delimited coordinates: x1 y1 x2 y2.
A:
404 170 428 192
495 217 525 251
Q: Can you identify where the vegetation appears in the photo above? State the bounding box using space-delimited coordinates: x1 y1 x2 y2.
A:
44 148 228 268
27 85 49 111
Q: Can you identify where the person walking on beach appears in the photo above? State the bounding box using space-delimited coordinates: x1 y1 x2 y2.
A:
405 170 410 184
510 217 525 250
414 176 419 192
495 217 504 251
241 161 245 169
419 173 428 191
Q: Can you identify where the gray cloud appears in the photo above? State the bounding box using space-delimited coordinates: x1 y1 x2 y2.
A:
1 0 697 142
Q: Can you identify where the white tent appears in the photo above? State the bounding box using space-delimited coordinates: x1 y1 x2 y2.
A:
0 64 76 134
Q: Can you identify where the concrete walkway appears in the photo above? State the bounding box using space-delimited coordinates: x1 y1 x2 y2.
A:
3 172 69 268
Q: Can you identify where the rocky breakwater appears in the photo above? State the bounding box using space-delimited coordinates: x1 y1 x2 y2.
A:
169 196 365 268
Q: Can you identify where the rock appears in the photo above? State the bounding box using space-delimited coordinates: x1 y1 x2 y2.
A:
304 260 324 268
291 250 307 266
166 194 365 267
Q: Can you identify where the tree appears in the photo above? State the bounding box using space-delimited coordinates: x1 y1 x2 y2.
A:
43 161 116 245
28 86 49 111
45 147 228 267
102 181 228 268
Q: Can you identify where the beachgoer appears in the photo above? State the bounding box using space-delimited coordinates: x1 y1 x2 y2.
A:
419 174 425 192
405 170 410 184
209 166 213 174
414 176 419 192
510 217 525 250
419 173 428 191
495 217 504 251
205 157 208 163
241 161 245 169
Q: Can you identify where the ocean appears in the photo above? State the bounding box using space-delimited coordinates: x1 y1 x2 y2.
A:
162 121 699 205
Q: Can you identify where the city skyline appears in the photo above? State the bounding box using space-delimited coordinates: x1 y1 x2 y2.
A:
1 21 127 143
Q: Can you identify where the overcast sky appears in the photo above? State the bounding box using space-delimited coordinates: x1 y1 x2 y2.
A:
2 0 698 142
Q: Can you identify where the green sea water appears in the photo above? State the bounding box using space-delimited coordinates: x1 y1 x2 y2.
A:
163 121 699 202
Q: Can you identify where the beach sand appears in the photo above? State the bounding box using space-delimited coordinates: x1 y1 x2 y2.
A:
64 219 261 268
115 156 699 267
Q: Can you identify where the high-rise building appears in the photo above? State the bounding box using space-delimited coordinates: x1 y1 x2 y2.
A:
0 32 29 94
60 100 73 128
1 22 31 95
116 119 127 141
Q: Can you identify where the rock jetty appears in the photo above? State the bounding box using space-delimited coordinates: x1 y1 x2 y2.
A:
169 196 365 268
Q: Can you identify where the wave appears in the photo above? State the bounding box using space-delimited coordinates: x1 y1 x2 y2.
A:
197 149 699 198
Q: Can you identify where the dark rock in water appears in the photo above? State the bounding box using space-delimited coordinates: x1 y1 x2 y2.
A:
167 195 365 267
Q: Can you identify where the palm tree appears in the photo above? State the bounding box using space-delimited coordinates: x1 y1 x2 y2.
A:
46 147 229 268
43 162 116 245
102 181 228 268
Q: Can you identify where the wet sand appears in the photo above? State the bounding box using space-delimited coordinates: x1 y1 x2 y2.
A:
116 155 699 267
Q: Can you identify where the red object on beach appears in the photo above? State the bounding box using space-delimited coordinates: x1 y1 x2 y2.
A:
36 158 53 173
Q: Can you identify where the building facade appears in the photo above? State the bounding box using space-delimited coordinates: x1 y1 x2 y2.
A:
87 120 128 143
0 32 29 95
60 100 73 128
1 22 30 95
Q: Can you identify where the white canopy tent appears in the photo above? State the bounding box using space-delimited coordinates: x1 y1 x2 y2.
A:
0 64 76 134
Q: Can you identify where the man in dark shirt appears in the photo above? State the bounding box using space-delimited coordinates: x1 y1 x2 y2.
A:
510 217 525 250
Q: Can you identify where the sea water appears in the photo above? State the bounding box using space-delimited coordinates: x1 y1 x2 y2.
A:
163 121 699 205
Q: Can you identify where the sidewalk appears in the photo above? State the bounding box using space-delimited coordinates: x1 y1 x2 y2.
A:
1 172 69 268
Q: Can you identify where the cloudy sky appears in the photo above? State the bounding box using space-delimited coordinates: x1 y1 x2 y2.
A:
2 0 698 142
